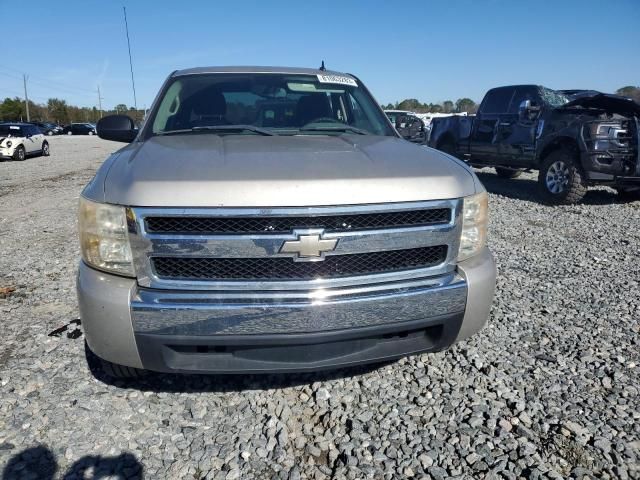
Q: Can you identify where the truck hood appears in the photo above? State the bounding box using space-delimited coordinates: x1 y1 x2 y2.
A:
101 134 477 207
564 91 640 116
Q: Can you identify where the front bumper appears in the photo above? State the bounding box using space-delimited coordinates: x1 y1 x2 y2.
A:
77 248 496 374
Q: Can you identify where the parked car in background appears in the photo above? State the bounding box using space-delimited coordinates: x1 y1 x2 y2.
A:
428 85 640 203
77 65 496 378
384 110 428 144
0 123 50 160
31 121 63 136
62 123 97 135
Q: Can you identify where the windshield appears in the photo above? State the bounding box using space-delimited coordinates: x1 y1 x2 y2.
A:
148 73 394 137
540 87 571 108
0 125 24 137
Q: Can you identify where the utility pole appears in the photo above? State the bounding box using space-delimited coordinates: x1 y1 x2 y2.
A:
23 74 30 122
123 6 138 110
97 86 103 118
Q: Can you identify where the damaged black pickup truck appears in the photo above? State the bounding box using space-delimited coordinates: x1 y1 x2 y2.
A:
428 85 640 204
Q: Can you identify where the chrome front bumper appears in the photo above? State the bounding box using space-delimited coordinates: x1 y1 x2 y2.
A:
130 272 467 336
78 248 495 373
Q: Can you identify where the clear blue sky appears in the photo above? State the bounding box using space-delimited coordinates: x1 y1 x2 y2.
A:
0 0 638 110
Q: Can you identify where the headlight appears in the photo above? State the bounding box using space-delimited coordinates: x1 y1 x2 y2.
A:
458 191 488 261
585 122 627 150
78 197 135 277
5 141 11 148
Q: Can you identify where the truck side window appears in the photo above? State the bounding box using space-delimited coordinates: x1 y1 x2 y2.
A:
481 88 514 114
508 88 540 114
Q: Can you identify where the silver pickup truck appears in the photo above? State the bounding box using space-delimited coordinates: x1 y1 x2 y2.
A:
77 66 496 378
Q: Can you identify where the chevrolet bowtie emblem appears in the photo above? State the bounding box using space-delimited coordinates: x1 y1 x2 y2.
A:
280 230 338 261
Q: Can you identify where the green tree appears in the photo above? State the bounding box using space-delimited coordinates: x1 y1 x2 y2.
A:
47 98 69 124
0 97 25 121
442 100 454 113
428 103 443 113
455 98 477 113
396 99 423 112
616 86 640 103
115 104 128 113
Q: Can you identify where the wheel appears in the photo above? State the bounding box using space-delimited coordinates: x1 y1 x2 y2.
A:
47 130 53 136
88 131 94 135
538 149 587 204
67 131 73 135
84 341 145 379
100 359 146 379
42 142 50 156
438 140 457 158
13 145 25 161
495 167 523 179
615 187 640 201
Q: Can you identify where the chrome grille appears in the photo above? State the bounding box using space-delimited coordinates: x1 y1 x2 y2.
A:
145 208 451 234
129 200 462 291
152 246 447 281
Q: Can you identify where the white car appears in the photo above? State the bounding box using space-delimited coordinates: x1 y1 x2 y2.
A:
0 123 50 161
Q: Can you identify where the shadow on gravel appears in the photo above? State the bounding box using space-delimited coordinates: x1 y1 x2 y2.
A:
85 344 395 393
1 444 143 479
475 171 623 206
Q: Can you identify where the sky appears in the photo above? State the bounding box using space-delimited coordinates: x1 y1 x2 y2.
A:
0 0 638 110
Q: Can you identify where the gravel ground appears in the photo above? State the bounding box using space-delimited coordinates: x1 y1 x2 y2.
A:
0 136 638 480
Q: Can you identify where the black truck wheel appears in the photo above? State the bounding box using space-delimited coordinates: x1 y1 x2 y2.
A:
438 140 457 158
615 188 640 201
495 167 523 179
85 341 146 379
100 359 146 379
538 150 586 205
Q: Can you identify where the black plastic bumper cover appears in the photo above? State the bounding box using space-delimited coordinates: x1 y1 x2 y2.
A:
135 312 463 374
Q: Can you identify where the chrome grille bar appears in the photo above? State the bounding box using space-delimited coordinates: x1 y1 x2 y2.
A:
128 200 462 291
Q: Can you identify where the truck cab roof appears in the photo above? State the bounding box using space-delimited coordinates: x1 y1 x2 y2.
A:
172 65 357 79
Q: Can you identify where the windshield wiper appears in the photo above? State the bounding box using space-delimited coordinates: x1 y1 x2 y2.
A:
157 125 276 136
298 125 370 135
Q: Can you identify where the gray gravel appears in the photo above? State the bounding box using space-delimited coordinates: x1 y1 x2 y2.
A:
1 136 639 479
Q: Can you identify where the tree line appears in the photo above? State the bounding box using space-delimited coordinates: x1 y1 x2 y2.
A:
382 98 478 114
0 97 145 125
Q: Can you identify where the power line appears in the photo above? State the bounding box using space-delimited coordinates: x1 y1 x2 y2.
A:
0 71 22 81
0 65 97 95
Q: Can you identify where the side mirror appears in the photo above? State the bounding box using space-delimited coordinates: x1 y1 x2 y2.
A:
97 115 137 143
519 100 540 120
519 99 531 115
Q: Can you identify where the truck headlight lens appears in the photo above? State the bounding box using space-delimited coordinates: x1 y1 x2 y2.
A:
458 191 488 261
585 122 627 150
78 197 135 277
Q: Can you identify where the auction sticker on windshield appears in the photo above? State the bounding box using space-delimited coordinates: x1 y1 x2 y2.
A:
317 74 358 87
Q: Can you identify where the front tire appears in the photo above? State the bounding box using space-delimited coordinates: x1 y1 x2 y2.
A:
100 359 146 379
42 142 50 156
495 167 523 179
85 341 146 379
538 150 587 204
67 131 73 135
13 145 25 161
616 188 640 201
438 140 457 158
